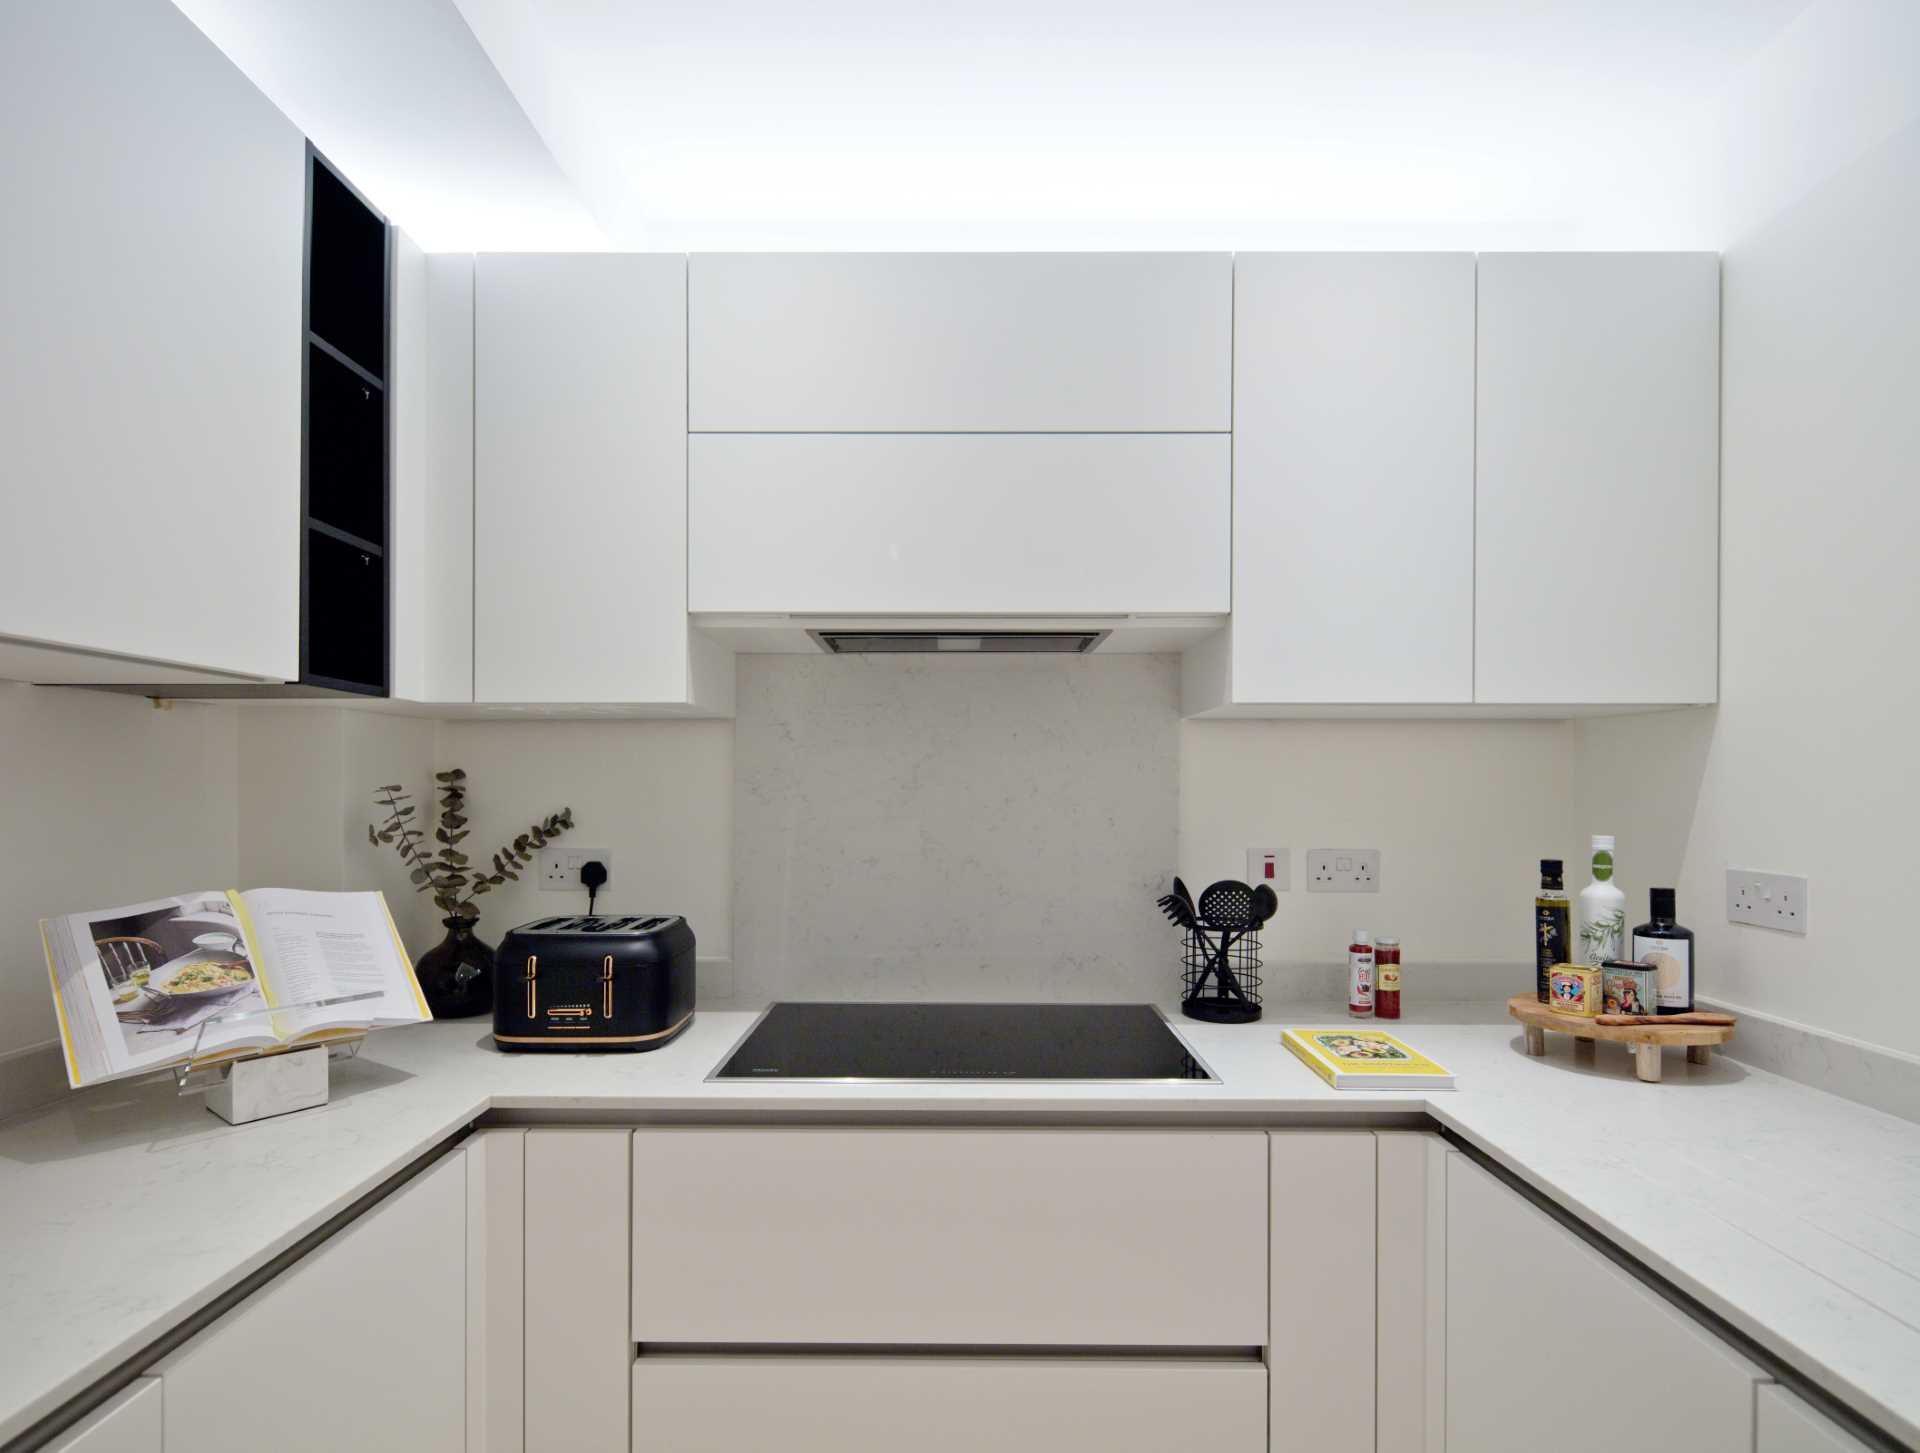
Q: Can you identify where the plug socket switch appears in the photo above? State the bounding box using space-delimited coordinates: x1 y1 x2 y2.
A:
541 848 613 893
1305 848 1381 893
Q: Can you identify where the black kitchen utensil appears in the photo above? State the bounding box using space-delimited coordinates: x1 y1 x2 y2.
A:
1172 876 1197 918
1250 883 1278 927
1173 879 1263 1024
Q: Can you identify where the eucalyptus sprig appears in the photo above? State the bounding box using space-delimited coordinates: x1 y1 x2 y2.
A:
368 769 574 922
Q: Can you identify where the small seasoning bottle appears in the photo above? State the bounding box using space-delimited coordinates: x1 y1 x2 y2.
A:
1347 931 1375 1017
1374 937 1402 1019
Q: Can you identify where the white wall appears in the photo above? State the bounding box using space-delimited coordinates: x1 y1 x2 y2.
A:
434 719 733 962
0 686 239 1058
1577 0 1920 1057
236 706 441 952
1181 718 1577 998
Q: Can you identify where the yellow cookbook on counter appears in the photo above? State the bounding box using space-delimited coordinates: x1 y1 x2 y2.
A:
1283 1027 1454 1090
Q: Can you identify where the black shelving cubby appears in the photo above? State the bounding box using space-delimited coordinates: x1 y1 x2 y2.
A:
301 145 389 696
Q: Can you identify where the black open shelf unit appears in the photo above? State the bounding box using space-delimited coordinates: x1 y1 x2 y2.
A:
301 144 390 696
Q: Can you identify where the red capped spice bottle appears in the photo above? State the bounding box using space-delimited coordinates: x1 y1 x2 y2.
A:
1374 937 1402 1019
1347 931 1375 1017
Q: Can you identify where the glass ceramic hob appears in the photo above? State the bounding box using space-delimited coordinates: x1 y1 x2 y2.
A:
709 1002 1217 1083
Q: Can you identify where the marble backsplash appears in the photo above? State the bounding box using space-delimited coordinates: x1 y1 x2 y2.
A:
733 652 1179 1003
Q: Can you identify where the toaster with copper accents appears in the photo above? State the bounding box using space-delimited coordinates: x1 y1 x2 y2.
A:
492 914 695 1052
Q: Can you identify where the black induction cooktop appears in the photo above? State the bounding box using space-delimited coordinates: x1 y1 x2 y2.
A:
709 1002 1217 1083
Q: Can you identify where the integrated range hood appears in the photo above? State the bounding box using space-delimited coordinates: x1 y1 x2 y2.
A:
810 630 1109 655
689 614 1226 655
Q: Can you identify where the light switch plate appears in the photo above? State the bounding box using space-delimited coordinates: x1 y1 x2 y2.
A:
541 847 613 893
1306 848 1380 893
1725 868 1808 934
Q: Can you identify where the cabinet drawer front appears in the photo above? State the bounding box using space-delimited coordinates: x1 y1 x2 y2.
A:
689 433 1231 614
631 1356 1266 1453
689 252 1232 432
632 1129 1266 1345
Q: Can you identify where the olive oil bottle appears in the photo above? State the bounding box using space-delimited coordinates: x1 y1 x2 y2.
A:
1533 859 1571 1004
1633 888 1696 1014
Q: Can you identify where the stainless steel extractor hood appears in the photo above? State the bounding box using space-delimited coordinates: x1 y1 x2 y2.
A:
808 629 1111 655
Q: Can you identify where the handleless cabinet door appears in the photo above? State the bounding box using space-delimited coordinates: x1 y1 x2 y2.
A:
42 1379 160 1453
1756 1387 1876 1452
159 1152 466 1452
689 432 1230 614
1229 254 1475 705
474 254 689 704
1270 1132 1377 1453
0 0 303 682
525 1130 630 1453
1474 253 1720 705
631 1128 1266 1346
689 253 1232 432
1447 1153 1762 1452
630 1357 1266 1453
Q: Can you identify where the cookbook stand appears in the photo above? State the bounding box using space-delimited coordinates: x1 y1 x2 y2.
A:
172 990 384 1125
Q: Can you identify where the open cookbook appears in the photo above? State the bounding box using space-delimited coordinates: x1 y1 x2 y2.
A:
41 889 432 1089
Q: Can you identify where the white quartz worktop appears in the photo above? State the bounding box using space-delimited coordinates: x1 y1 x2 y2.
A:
2 1005 1918 1447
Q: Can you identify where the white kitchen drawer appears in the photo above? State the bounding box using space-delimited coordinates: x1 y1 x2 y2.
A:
631 1129 1266 1345
630 1355 1266 1452
689 252 1232 432
688 433 1230 614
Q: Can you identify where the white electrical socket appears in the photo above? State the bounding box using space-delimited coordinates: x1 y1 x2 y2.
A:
1725 868 1808 935
1245 847 1290 890
541 848 612 893
1306 848 1380 893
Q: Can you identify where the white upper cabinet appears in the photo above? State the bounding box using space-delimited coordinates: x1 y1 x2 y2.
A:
475 254 725 710
0 0 303 683
1475 252 1720 705
389 242 475 705
689 433 1230 615
689 253 1232 433
1223 253 1476 706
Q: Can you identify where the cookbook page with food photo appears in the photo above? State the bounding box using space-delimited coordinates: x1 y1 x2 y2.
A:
42 888 430 1089
42 892 280 1087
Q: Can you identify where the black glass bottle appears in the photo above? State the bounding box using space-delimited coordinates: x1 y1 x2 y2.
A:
1632 887 1695 1014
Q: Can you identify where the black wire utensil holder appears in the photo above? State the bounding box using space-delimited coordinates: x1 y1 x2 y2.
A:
1180 924 1264 1023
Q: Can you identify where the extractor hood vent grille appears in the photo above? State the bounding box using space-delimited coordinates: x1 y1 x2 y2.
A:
810 630 1111 655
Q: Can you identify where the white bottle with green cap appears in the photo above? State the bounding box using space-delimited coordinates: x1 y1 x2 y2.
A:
1576 834 1627 966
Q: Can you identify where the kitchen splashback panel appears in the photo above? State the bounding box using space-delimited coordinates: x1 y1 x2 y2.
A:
733 653 1178 1003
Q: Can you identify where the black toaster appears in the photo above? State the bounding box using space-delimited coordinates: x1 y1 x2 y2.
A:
492 914 695 1052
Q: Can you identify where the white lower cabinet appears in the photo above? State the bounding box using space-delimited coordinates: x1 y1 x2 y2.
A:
525 1129 631 1453
1446 1152 1764 1452
1270 1132 1378 1453
157 1150 466 1452
42 1379 160 1453
1757 1386 1873 1452
630 1355 1266 1453
1374 1133 1447 1453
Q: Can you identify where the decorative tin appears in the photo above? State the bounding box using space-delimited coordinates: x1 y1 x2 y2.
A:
1547 963 1603 1017
1601 959 1659 1017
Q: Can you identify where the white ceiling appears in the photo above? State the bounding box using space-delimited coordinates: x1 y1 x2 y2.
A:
454 0 1810 250
172 0 606 249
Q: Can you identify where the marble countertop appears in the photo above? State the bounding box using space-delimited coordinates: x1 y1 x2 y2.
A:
2 1003 1918 1447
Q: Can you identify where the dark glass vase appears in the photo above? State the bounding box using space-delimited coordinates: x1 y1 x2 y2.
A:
414 917 496 1020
